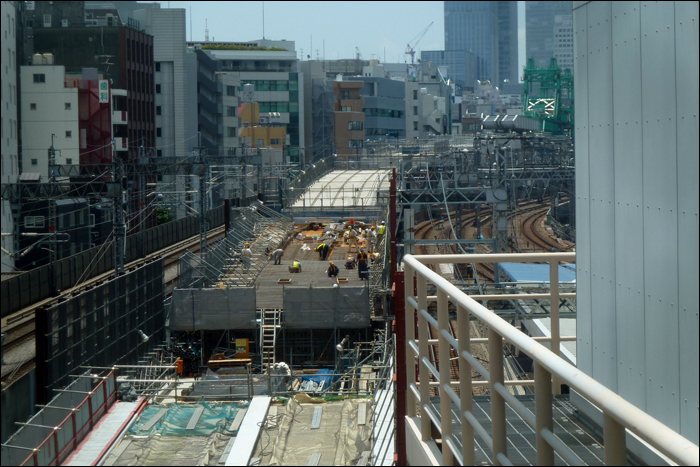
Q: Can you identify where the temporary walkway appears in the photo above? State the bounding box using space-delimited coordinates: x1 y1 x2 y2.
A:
290 169 390 216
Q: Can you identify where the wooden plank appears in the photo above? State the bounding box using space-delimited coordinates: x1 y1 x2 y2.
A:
357 451 371 466
186 406 205 430
308 453 322 466
139 408 167 431
229 409 247 432
357 402 367 426
311 406 323 429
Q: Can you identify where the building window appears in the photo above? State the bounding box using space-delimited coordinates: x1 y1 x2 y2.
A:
255 139 265 147
340 106 352 112
340 91 350 100
156 106 161 115
413 90 418 100
155 84 161 93
348 121 363 131
31 158 38 165
157 149 163 157
66 158 72 164
155 62 161 72
65 102 71 110
226 106 236 117
270 138 281 145
25 216 45 228
227 127 236 137
413 121 418 131
226 86 236 96
30 103 37 110
413 106 418 116
65 131 72 138
156 128 162 137
33 74 45 83
349 139 363 148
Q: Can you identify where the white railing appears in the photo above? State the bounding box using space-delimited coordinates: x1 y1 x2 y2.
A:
403 252 699 466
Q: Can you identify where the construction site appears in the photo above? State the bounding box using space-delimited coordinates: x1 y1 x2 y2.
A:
2 12 698 464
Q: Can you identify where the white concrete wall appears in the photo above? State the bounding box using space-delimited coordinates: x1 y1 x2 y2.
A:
135 8 196 158
20 65 79 178
1 0 19 270
573 0 698 445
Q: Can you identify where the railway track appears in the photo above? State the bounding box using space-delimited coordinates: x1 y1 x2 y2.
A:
409 198 572 398
1 226 226 386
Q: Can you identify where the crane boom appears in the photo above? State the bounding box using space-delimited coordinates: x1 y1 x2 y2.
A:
405 21 434 64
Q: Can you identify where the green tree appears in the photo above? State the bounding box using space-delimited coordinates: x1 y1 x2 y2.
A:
156 207 174 225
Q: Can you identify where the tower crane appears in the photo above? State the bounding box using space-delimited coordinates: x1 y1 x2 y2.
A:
355 46 362 60
405 22 434 64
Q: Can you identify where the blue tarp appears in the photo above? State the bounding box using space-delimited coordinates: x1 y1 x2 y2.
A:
300 369 339 386
499 262 576 283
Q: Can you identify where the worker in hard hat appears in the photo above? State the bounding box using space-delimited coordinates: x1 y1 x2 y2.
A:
270 248 284 265
290 259 302 273
327 261 339 278
241 242 253 272
315 242 329 260
357 248 369 280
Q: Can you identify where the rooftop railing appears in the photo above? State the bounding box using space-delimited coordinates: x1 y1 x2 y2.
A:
402 252 699 466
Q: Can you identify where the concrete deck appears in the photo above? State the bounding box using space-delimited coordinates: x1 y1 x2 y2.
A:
255 234 374 309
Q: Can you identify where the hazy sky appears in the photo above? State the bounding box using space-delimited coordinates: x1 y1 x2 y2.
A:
157 1 526 79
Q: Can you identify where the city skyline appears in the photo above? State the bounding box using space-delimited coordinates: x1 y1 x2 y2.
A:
159 1 527 81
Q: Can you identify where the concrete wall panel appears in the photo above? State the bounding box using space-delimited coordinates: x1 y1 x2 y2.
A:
586 1 617 390
612 2 646 409
574 0 698 445
573 3 592 374
640 0 680 431
674 0 700 443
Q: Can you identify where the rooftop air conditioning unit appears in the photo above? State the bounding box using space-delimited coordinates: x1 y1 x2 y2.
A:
61 19 68 27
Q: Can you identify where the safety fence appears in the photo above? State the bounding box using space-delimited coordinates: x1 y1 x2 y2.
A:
402 252 698 466
1 369 118 466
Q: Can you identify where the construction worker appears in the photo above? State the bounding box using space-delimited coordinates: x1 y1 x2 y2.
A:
356 248 369 280
241 242 253 272
345 256 356 269
327 261 339 278
270 248 284 265
315 242 329 260
377 221 386 236
290 259 302 273
367 226 377 254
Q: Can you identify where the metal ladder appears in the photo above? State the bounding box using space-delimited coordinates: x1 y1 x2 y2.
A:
259 309 281 370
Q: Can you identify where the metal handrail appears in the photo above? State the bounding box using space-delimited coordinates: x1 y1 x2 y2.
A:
403 252 699 466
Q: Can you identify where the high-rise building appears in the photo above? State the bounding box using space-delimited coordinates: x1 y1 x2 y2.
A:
526 1 573 69
497 0 519 89
553 14 574 71
443 1 519 90
1 0 20 271
444 1 499 83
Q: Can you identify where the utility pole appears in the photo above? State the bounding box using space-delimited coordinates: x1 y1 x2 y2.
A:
113 141 126 275
48 134 58 295
198 144 209 253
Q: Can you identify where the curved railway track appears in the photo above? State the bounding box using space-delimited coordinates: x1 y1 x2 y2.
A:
1 226 226 386
410 197 573 397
